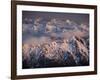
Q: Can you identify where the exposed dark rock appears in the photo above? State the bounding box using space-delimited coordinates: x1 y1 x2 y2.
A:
22 35 89 69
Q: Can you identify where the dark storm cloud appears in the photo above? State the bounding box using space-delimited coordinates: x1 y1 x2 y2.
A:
22 11 89 24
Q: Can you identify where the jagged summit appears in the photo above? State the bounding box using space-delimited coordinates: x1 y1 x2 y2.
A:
22 35 89 68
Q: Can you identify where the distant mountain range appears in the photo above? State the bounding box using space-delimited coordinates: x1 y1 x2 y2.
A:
22 36 89 68
22 17 89 68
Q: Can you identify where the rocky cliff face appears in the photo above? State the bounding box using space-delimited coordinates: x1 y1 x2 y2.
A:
22 36 89 68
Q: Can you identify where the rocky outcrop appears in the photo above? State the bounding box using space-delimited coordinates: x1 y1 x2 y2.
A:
22 36 89 69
